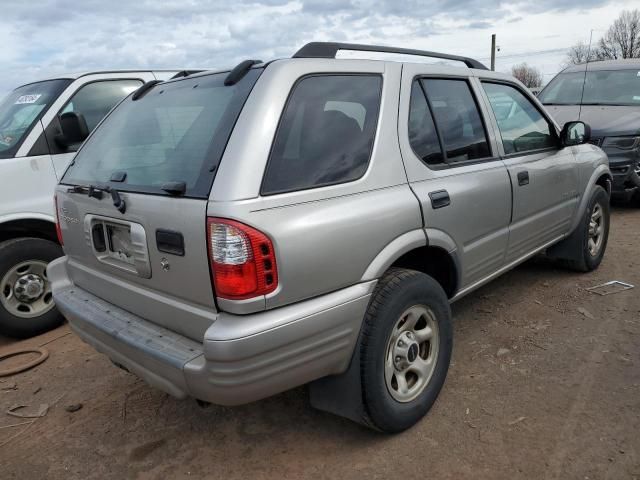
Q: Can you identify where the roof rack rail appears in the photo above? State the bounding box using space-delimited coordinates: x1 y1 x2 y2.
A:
170 70 204 79
293 42 488 70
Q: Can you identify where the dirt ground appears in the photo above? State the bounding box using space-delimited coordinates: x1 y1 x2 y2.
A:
0 205 638 480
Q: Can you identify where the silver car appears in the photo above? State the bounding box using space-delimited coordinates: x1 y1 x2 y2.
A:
49 43 611 433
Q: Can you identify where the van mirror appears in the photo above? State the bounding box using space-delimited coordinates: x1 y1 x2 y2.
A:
561 121 591 147
55 112 89 149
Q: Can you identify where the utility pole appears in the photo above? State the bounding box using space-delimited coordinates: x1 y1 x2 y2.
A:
490 34 496 71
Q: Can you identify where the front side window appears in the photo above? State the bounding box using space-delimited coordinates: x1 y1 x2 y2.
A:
0 79 71 158
61 79 143 131
421 79 491 162
262 75 382 195
482 82 555 154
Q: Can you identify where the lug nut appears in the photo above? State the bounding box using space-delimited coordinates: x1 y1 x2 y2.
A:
395 356 401 363
398 340 405 347
407 332 413 339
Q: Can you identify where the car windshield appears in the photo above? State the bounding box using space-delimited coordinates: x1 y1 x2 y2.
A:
62 69 262 198
539 69 640 106
0 79 71 158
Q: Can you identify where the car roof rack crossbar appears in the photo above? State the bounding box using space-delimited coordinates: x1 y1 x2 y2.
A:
224 59 262 86
293 42 488 70
170 70 204 79
131 80 163 101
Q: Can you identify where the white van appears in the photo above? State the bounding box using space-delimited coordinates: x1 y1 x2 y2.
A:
0 70 192 337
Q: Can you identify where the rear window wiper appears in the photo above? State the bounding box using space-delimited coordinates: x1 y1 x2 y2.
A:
67 184 126 214
67 184 109 200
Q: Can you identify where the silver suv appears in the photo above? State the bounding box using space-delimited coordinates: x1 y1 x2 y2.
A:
49 43 611 433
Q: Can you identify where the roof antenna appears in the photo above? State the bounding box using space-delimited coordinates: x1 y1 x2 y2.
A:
578 29 594 120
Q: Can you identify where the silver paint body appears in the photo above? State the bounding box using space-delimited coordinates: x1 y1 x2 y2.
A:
49 58 609 405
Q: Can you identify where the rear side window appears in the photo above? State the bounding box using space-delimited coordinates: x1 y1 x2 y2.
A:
421 79 491 162
482 82 555 154
408 81 444 166
261 75 382 195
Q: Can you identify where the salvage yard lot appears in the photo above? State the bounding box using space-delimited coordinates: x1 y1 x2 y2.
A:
1 206 639 480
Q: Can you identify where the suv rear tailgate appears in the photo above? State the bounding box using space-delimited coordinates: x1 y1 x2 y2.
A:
56 188 216 340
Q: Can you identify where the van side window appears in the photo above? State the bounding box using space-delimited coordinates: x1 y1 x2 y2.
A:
46 79 143 154
481 82 556 155
408 81 444 166
61 80 143 131
421 79 491 162
261 75 382 195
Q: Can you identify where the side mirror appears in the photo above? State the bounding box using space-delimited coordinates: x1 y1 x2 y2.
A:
561 121 591 147
55 112 89 149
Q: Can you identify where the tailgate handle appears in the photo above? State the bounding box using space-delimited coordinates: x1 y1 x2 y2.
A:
156 230 185 256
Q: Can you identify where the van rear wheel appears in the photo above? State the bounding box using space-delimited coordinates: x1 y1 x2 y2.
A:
360 268 453 433
0 238 64 338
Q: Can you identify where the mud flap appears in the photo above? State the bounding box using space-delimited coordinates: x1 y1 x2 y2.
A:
308 333 371 428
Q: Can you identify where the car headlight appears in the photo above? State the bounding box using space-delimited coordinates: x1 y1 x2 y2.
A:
601 136 640 150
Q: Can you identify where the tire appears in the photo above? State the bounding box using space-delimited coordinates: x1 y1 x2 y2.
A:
360 268 453 433
0 238 65 338
551 186 610 272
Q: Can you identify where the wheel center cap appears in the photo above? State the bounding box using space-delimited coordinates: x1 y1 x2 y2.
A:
407 343 419 362
393 331 420 370
14 274 44 302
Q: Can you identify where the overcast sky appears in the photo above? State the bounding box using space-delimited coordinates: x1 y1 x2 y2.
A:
0 0 637 96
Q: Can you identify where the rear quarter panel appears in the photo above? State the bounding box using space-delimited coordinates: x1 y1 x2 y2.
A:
208 59 423 311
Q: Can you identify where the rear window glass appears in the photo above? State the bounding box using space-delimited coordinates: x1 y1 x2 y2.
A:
261 75 382 195
62 69 262 198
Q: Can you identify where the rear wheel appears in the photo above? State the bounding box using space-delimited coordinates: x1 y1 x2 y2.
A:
360 268 453 433
0 238 64 338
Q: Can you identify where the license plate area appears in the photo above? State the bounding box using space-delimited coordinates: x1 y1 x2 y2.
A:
105 223 134 265
84 215 151 278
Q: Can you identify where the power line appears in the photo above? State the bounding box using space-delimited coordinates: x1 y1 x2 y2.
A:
477 46 571 62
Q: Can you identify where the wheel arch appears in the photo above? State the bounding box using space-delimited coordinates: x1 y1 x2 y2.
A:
568 165 612 235
0 216 59 244
361 229 460 299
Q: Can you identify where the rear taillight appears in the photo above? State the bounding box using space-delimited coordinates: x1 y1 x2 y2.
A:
207 218 278 300
54 195 63 246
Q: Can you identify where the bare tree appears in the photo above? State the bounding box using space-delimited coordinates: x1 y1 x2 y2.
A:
564 41 598 65
598 9 640 59
511 63 543 88
564 9 640 65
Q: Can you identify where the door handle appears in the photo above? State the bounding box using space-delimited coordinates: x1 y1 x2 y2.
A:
429 190 450 209
517 171 529 186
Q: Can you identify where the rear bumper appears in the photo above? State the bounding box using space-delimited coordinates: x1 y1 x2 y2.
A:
48 256 374 405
